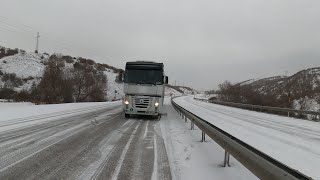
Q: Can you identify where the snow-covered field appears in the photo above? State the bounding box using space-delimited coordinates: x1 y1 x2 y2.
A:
173 96 320 179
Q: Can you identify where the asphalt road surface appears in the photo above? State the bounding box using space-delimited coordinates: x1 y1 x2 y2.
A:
0 106 172 180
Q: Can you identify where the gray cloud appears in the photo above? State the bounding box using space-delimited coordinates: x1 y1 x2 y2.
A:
1 0 320 90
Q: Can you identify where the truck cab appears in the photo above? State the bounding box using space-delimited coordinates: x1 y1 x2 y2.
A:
123 61 168 118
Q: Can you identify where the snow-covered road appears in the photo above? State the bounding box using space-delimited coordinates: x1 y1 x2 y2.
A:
173 96 320 179
0 102 171 180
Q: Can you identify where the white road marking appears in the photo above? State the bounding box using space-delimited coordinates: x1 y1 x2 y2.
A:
143 121 149 139
111 122 141 180
151 135 158 180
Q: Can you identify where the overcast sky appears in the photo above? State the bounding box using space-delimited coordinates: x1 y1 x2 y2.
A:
0 0 319 90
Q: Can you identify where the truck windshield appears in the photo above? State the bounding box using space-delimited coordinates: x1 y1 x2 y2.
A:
124 69 163 85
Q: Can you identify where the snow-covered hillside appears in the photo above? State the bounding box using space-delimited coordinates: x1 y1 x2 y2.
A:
240 68 320 96
104 69 123 100
0 52 48 91
0 52 124 101
0 53 47 78
214 68 320 119
194 93 217 100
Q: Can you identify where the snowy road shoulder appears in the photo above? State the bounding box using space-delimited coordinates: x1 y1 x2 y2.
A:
156 98 257 180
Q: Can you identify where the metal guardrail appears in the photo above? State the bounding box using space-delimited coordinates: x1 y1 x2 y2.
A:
171 97 312 180
195 98 320 120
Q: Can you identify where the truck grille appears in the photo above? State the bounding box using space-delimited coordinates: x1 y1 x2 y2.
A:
133 97 150 109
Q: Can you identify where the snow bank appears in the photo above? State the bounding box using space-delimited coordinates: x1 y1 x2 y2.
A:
0 101 121 123
0 102 34 109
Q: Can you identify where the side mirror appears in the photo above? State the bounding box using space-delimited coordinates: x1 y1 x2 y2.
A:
165 76 169 84
121 72 125 82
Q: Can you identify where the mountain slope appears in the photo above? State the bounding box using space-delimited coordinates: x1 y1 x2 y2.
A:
0 52 124 101
240 68 320 99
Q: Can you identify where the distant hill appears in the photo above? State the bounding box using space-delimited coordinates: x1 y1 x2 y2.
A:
166 84 196 95
241 68 320 99
215 67 320 119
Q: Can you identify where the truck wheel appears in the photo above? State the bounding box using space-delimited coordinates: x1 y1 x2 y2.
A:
125 113 130 118
153 115 160 120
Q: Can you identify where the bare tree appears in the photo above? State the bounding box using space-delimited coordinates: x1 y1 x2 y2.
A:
73 63 107 102
38 55 65 103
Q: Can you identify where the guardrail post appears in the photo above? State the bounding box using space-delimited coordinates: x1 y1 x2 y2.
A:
288 112 290 117
223 150 231 167
201 131 206 142
191 119 194 130
185 116 187 122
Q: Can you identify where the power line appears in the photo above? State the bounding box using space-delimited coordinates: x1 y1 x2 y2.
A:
0 15 114 61
0 15 34 32
0 26 17 33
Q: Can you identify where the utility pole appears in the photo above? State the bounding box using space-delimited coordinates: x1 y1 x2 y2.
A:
35 32 40 53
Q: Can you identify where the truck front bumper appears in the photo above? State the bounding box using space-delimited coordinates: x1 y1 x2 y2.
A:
124 108 159 115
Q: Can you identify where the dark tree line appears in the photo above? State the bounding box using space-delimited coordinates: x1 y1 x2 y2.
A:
36 55 107 103
216 81 292 108
0 47 19 59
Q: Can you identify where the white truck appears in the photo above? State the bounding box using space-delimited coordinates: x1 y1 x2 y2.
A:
122 61 168 118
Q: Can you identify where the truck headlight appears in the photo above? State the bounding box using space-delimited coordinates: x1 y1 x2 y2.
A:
125 100 129 105
155 102 159 107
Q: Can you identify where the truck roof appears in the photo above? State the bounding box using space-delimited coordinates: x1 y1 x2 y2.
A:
126 61 164 70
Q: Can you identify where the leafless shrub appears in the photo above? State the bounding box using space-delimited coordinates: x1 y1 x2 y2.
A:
73 63 107 102
86 59 95 65
0 87 16 99
38 57 66 103
62 55 74 63
79 57 87 63
96 63 106 71
22 76 34 82
1 73 23 88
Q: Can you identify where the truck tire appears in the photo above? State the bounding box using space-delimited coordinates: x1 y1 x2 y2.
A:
125 113 130 118
153 115 160 120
